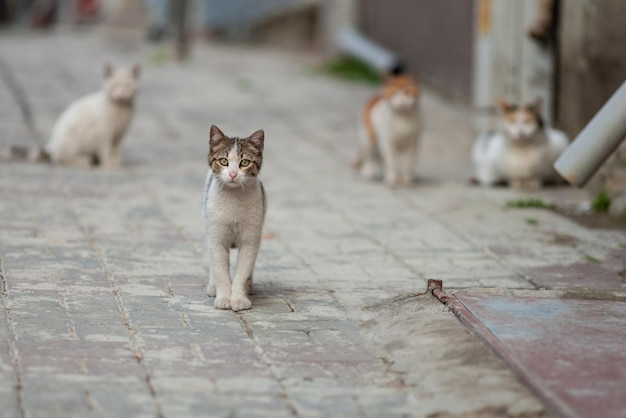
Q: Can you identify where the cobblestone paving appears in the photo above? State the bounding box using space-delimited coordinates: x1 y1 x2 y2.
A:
0 31 624 417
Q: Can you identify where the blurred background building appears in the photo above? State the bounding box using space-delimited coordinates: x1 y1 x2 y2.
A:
1 0 625 210
195 0 626 213
3 0 624 134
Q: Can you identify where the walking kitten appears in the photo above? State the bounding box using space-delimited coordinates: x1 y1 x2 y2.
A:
1 63 141 166
472 98 569 189
203 125 266 311
353 75 421 186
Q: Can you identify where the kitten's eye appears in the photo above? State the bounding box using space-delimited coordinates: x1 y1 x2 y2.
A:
218 158 228 166
240 159 250 168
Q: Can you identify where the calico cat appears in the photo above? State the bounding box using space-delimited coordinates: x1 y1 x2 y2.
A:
203 125 266 311
472 98 569 189
1 63 140 166
353 75 421 186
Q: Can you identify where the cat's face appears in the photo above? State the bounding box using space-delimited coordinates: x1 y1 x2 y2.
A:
382 75 419 110
104 63 140 104
498 99 543 141
208 125 264 188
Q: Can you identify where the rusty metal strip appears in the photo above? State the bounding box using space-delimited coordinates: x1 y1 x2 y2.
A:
426 279 580 418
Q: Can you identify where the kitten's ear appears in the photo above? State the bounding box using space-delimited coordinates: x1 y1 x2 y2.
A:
209 125 226 150
248 129 265 152
131 63 141 79
497 99 514 113
532 97 543 114
103 62 114 79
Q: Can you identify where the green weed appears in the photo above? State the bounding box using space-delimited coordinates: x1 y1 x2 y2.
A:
322 56 381 85
591 191 611 212
506 198 555 210
147 48 170 65
583 254 602 264
236 78 252 92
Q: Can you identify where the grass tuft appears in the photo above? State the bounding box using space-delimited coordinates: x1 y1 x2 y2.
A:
323 56 381 85
506 198 555 210
591 191 611 212
235 78 252 92
147 48 171 65
583 254 602 264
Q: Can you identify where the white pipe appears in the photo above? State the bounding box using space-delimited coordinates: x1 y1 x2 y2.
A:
554 80 626 187
336 27 403 74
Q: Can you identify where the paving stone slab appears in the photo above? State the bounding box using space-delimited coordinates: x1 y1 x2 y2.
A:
451 293 626 418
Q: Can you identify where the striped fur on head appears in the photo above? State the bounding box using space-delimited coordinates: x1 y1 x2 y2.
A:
208 125 264 185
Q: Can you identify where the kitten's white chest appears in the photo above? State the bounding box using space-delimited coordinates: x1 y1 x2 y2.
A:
206 187 260 219
388 111 419 138
203 173 265 246
373 103 420 147
501 143 548 179
105 101 133 137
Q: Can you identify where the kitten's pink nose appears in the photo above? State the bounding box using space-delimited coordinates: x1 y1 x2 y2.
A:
229 172 237 180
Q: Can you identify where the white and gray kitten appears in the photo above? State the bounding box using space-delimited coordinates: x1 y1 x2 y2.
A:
203 125 266 311
45 63 140 167
472 98 569 189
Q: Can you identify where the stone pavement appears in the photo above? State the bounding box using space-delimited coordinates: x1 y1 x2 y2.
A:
0 30 624 418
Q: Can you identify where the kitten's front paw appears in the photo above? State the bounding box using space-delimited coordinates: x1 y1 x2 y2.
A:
245 277 254 295
511 178 542 191
214 297 231 310
384 173 399 187
361 165 378 181
231 297 252 312
100 161 122 170
207 283 216 297
385 179 399 188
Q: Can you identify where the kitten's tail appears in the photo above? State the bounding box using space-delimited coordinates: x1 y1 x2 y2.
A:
0 144 50 162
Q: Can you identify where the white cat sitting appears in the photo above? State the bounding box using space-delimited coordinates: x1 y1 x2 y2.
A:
45 63 140 167
472 98 569 190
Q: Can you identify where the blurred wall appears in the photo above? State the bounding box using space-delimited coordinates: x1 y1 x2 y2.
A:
360 0 475 100
558 0 626 215
487 0 556 123
557 0 626 138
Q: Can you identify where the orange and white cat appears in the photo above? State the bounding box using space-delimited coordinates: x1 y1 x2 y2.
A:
353 75 421 186
472 98 569 189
